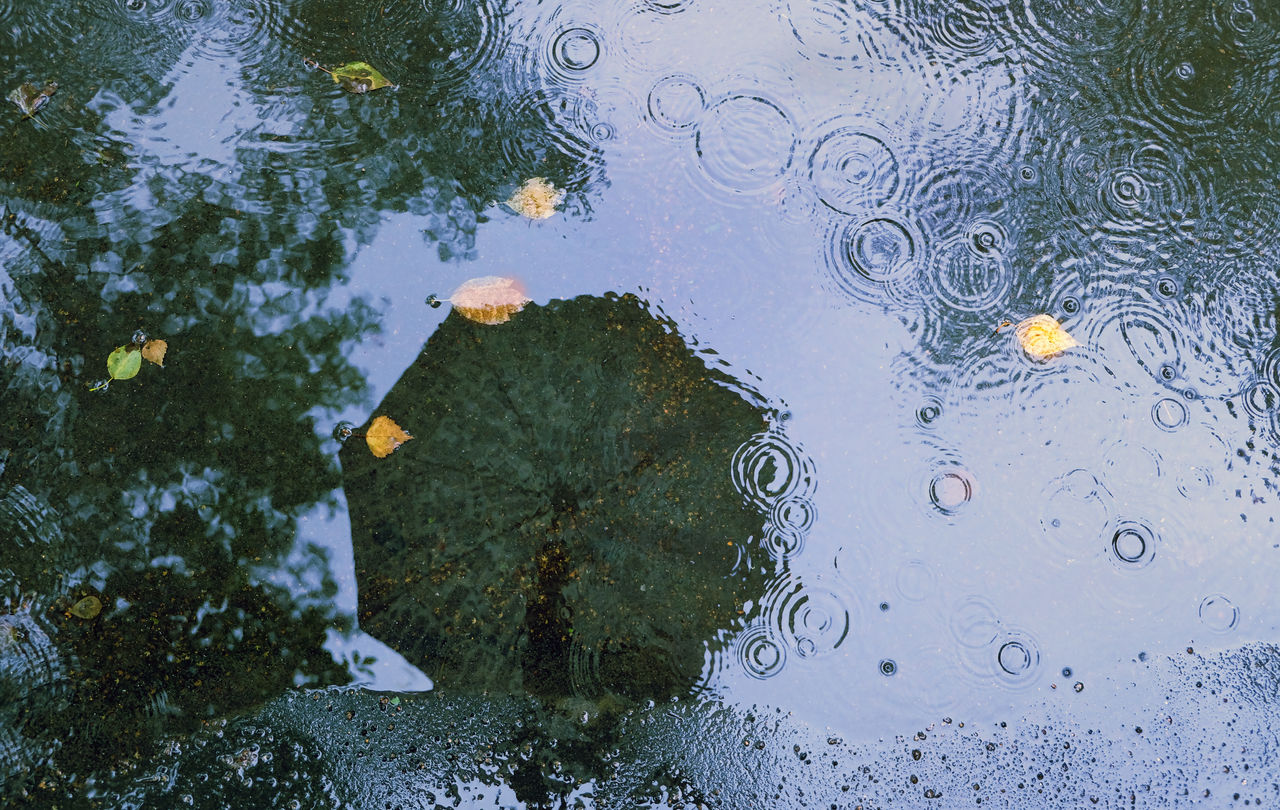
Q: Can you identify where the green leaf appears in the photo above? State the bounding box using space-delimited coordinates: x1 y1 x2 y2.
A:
330 62 393 94
107 346 142 380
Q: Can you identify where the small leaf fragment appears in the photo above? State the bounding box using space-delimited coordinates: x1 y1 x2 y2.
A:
8 81 57 117
331 61 393 93
1013 314 1078 361
70 595 102 620
107 346 143 380
448 276 530 325
504 177 565 220
141 338 168 367
366 415 413 459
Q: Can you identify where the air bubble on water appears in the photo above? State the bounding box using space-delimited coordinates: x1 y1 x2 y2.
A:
331 422 355 443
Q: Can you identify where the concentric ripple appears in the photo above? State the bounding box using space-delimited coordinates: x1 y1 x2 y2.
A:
1129 21 1275 133
0 607 66 704
567 636 602 698
542 24 604 85
1005 0 1146 66
924 232 1013 315
925 463 977 517
894 559 936 602
1198 594 1240 633
186 0 282 66
949 595 1001 649
734 622 788 679
695 95 797 193
913 162 1012 242
1037 470 1112 564
499 88 603 193
1047 119 1202 246
1098 257 1272 399
1151 396 1189 431
823 210 925 310
762 575 854 659
1107 518 1158 570
807 118 902 213
920 0 1001 58
787 0 924 65
762 496 818 562
731 431 817 510
1212 0 1280 59
645 74 707 135
993 629 1042 688
74 0 189 73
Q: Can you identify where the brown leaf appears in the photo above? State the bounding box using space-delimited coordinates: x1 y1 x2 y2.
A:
448 276 530 325
8 81 56 118
141 339 168 367
366 415 413 459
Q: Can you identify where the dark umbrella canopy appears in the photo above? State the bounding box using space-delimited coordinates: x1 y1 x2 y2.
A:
341 293 773 700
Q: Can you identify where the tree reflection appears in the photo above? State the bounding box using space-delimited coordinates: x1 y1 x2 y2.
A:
0 0 608 799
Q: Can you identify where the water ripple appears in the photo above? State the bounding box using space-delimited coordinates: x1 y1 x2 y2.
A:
923 230 1014 316
186 0 281 67
807 117 903 213
1088 255 1275 399
733 622 788 679
914 161 1012 242
1005 0 1147 66
731 430 818 510
645 73 707 136
1198 594 1241 633
1107 518 1158 570
1046 116 1205 249
1128 18 1277 134
823 209 926 311
762 574 855 659
1213 0 1280 59
695 94 797 194
788 0 924 66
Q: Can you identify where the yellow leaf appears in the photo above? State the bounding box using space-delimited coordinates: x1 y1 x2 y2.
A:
504 177 564 220
141 339 167 367
1013 314 1078 361
70 595 102 619
366 415 412 459
447 276 530 325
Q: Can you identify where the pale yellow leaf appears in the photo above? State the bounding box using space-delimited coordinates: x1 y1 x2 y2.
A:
366 415 413 459
141 339 168 367
449 276 530 325
504 177 564 220
70 595 102 619
1014 314 1078 361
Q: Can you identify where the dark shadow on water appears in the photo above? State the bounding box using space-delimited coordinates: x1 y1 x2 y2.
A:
340 294 775 703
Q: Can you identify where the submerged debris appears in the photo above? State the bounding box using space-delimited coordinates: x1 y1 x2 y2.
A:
7 81 57 118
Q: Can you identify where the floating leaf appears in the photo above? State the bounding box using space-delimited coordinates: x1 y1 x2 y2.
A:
366 415 413 459
141 338 168 367
443 276 531 325
107 346 143 380
331 61 393 94
504 177 565 220
1011 314 1078 361
8 81 57 118
70 595 102 620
